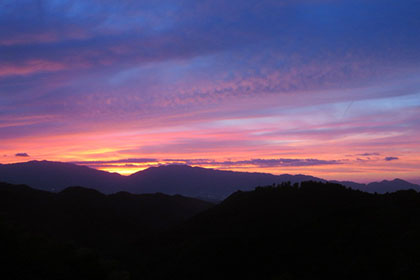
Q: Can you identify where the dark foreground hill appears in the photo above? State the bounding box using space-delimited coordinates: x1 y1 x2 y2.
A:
0 182 213 249
130 181 420 280
2 181 420 279
1 161 418 198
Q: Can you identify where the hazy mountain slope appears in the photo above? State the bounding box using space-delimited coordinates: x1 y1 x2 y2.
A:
0 161 124 193
126 164 322 198
366 178 420 193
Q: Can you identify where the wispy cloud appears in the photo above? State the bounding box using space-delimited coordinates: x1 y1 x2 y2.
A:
76 157 342 168
204 158 341 168
356 153 380 156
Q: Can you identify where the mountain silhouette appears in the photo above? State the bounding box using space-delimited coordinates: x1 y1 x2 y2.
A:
366 178 420 193
0 160 125 193
331 178 420 193
0 161 418 199
0 161 322 198
125 164 322 198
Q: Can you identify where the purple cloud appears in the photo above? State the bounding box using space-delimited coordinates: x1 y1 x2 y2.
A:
356 153 380 156
15 153 30 157
385 157 399 161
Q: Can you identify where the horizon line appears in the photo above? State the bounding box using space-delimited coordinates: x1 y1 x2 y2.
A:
1 159 418 186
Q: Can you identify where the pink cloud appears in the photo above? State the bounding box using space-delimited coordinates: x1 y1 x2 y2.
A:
0 59 66 77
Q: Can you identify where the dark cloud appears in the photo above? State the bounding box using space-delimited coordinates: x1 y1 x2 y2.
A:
385 157 399 161
356 153 380 156
15 152 29 157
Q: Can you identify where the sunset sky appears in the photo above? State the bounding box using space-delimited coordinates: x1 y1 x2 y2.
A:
1 0 420 183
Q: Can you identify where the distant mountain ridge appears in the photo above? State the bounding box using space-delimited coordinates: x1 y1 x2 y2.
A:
329 178 420 194
0 160 418 198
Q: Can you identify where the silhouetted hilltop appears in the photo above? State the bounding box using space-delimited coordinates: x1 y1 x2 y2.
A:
126 164 322 198
0 181 213 252
332 178 420 193
0 161 419 199
366 178 420 193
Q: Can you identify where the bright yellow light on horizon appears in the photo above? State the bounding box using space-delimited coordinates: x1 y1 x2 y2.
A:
96 166 152 175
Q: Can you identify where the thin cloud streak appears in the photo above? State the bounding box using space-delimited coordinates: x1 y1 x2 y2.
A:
73 157 342 169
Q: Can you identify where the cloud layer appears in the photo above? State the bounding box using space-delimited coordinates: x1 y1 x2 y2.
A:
1 0 420 182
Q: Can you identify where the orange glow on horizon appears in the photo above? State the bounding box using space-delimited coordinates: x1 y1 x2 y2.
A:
96 165 152 175
1 102 420 184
